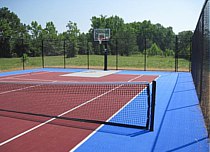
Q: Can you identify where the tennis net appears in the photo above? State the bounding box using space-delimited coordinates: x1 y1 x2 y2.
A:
0 81 156 131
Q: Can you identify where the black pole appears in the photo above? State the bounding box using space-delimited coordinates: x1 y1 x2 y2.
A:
104 42 108 71
189 37 192 72
175 36 178 72
87 41 89 69
116 39 118 70
63 40 66 69
175 36 177 72
144 37 147 71
41 40 44 68
146 84 150 129
177 50 179 72
199 13 205 102
21 38 25 70
150 81 156 131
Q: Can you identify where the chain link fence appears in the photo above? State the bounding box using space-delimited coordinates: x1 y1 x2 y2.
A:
0 36 191 72
192 0 210 137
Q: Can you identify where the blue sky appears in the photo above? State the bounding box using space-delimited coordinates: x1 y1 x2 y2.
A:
0 0 205 34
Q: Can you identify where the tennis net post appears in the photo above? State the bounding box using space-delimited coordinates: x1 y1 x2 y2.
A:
150 80 156 131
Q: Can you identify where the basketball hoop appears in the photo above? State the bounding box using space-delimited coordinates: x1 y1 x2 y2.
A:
94 29 110 44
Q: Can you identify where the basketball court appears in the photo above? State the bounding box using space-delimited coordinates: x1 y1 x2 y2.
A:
0 68 209 151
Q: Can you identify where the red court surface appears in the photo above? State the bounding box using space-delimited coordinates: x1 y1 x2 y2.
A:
0 71 158 152
0 71 157 82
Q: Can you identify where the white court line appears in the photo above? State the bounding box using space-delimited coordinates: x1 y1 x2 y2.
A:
0 85 40 95
0 77 62 82
0 71 49 80
69 74 143 152
0 118 57 147
0 81 59 95
0 75 143 147
0 71 78 84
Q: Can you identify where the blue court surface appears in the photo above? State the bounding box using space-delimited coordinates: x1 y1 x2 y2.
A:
0 68 209 152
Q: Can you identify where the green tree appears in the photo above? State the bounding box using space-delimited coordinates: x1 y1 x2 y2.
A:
64 21 80 58
41 21 61 56
0 7 22 38
28 21 42 39
78 33 88 55
177 31 193 59
116 28 138 56
90 15 108 29
164 49 174 57
27 21 43 56
128 21 175 52
0 7 28 57
147 43 163 56
43 21 57 39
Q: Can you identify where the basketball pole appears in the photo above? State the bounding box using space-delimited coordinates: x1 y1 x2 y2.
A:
104 41 108 71
94 29 110 71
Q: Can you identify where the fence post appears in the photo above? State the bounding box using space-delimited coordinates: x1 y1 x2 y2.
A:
41 40 44 68
116 39 118 70
21 38 25 70
199 13 205 103
144 37 147 71
87 41 89 69
189 37 192 72
175 36 178 72
63 40 66 69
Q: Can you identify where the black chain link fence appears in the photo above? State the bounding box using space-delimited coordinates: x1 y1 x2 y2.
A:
0 36 191 72
192 0 210 137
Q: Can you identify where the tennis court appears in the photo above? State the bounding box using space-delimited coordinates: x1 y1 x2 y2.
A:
0 68 209 152
0 69 158 151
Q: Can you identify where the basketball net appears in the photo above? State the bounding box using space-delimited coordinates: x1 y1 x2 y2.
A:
99 38 103 45
98 34 105 45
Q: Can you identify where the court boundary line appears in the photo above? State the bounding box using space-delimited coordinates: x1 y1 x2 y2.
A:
0 75 143 147
0 80 58 95
0 71 49 80
0 77 78 83
0 85 40 95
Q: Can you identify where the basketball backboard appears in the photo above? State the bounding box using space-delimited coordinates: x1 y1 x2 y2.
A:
94 29 110 43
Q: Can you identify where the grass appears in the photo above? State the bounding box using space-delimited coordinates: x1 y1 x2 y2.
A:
0 55 190 72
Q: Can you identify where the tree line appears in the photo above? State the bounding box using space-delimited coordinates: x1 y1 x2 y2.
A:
0 7 192 58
